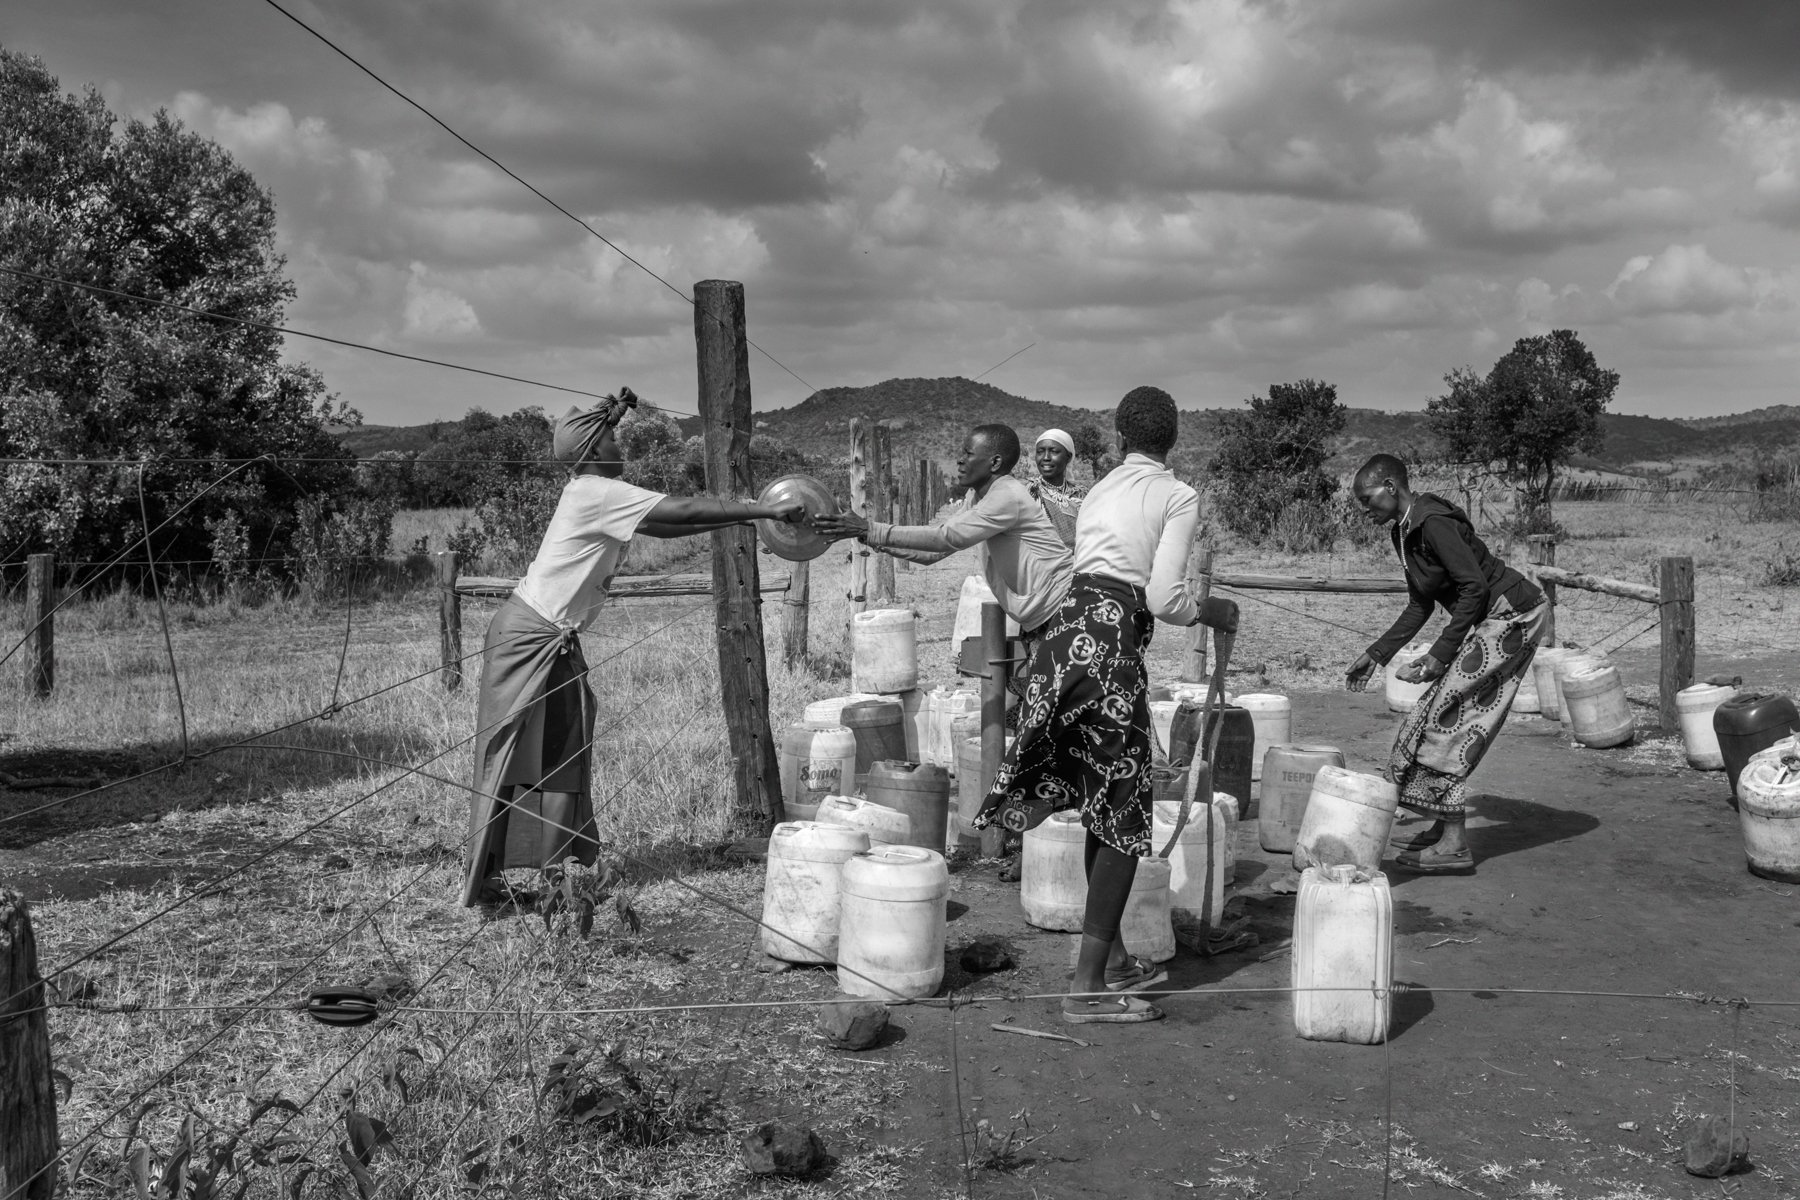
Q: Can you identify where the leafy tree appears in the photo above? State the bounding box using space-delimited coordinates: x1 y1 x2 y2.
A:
1426 329 1619 533
1206 379 1346 545
409 406 552 507
1072 423 1109 480
0 47 355 569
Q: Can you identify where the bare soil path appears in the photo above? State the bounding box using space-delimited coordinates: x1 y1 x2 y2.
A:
874 687 1799 1199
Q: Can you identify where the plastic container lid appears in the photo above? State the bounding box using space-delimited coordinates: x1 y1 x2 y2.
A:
1714 692 1800 738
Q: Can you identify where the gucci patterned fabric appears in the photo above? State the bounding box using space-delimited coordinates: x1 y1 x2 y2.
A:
1389 600 1549 820
974 574 1157 855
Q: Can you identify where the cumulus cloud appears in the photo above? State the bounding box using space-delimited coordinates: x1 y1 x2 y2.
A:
1346 0 1800 101
18 0 1800 419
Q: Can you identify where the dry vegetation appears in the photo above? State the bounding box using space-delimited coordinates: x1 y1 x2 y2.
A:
2 491 1797 1198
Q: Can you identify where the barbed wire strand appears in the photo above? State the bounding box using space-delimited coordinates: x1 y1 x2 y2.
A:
1 601 715 1015
0 455 274 674
30 643 701 1198
44 982 1800 1021
0 264 667 413
0 592 715 830
136 465 191 765
252 0 818 401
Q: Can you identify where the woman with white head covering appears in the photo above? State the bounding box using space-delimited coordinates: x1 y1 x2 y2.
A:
1030 428 1086 549
462 389 803 905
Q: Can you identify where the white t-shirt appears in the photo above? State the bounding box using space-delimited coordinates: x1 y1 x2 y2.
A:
512 475 666 630
1073 453 1200 625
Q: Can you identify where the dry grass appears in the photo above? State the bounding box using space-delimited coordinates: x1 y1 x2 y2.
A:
5 494 1797 1198
0 546 926 1199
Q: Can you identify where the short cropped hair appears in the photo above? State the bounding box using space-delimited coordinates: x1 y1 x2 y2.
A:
1355 453 1410 489
971 423 1022 473
1116 386 1178 455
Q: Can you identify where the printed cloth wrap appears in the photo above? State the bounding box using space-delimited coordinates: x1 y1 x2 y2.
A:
1389 599 1549 820
460 594 599 905
975 573 1157 855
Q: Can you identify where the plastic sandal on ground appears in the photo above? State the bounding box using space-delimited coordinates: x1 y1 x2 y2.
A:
1391 845 1474 874
1062 995 1164 1025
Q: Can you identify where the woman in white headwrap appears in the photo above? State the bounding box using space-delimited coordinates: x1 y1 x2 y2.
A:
461 390 803 905
1029 428 1086 549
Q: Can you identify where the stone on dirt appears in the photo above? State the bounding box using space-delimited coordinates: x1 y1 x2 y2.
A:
749 948 793 974
819 993 889 1049
1684 1115 1750 1177
742 1121 828 1176
960 936 1015 973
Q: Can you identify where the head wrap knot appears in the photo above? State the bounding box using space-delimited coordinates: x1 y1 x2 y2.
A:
553 387 639 465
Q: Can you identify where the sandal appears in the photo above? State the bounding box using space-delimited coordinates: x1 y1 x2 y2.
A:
1392 846 1474 874
1388 828 1444 851
1103 955 1168 993
1062 995 1164 1025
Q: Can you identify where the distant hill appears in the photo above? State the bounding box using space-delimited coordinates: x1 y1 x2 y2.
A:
338 378 1800 477
1678 404 1800 430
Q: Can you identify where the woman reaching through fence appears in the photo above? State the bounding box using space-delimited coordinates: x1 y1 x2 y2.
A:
1344 453 1547 874
460 391 803 907
975 386 1237 1024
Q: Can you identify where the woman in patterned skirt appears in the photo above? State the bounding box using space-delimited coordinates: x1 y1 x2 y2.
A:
1345 453 1548 873
976 387 1237 1024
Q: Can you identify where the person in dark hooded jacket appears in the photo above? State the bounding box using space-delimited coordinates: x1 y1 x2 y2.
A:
1344 454 1548 873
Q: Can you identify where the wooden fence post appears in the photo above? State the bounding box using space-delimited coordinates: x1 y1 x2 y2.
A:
435 551 462 692
916 459 930 521
871 424 896 602
978 601 1009 859
1526 535 1557 649
1659 556 1695 732
1 891 58 1200
847 420 870 620
24 554 53 699
1180 546 1213 684
696 279 785 834
783 557 810 671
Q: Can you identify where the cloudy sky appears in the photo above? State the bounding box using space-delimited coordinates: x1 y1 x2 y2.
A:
10 0 1800 424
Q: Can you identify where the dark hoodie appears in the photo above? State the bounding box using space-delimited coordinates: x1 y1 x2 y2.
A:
1367 493 1543 667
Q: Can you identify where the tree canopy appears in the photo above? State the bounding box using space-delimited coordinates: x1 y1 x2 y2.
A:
0 47 353 568
1206 379 1346 544
1426 329 1619 531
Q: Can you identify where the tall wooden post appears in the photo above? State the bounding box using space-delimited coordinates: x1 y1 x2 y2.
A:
23 554 53 699
916 459 930 521
695 280 785 834
782 558 810 672
1180 546 1214 684
1659 556 1695 733
435 551 462 692
847 420 870 618
1526 535 1557 649
871 424 896 602
978 602 1010 858
1 891 58 1200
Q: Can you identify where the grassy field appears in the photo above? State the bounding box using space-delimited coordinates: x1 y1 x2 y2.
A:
2 491 1797 1198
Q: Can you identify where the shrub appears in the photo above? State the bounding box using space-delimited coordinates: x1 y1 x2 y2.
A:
1269 499 1336 554
291 496 395 599
1207 379 1346 544
1761 544 1800 587
476 476 562 574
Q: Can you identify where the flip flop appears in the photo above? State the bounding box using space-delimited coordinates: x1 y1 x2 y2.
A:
1104 955 1169 993
1062 995 1164 1025
1392 846 1474 874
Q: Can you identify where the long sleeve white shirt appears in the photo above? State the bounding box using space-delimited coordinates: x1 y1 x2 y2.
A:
1072 453 1200 625
864 475 1073 632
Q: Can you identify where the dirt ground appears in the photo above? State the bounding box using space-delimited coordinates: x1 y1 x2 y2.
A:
837 673 1800 1199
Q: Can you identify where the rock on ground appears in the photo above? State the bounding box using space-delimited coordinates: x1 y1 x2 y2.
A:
1684 1114 1750 1178
818 994 889 1049
742 1121 828 1176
